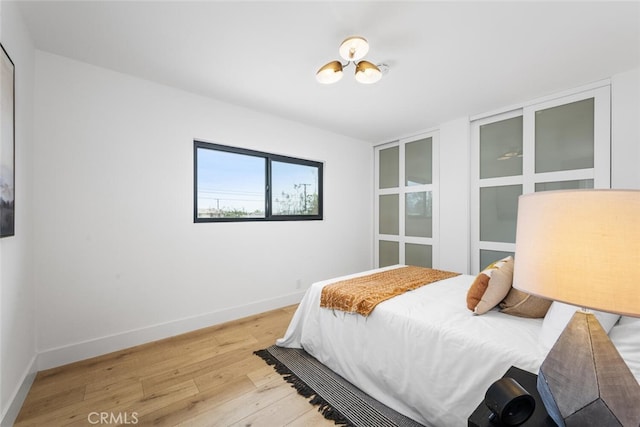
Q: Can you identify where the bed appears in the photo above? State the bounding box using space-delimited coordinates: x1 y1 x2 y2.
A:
276 265 640 427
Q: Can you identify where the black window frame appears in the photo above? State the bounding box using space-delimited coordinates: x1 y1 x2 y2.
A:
194 140 323 222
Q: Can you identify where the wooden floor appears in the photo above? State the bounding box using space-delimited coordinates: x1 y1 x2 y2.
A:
15 305 334 426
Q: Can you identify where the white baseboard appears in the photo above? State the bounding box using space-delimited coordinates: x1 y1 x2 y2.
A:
37 291 305 371
1 355 37 427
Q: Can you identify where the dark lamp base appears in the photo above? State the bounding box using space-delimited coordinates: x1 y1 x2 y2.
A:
537 311 640 427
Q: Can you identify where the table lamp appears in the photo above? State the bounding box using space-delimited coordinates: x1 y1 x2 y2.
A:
513 189 640 427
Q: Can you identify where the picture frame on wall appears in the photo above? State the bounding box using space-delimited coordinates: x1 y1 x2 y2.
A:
1 42 15 238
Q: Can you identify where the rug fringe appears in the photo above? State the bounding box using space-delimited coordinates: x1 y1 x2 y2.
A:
254 349 353 426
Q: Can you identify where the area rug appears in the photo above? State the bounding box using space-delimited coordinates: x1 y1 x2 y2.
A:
254 345 425 427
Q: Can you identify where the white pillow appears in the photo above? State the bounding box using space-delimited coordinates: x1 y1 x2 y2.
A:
609 316 640 384
539 302 620 352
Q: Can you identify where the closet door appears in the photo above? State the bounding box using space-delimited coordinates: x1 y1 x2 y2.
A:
471 86 610 273
375 132 439 268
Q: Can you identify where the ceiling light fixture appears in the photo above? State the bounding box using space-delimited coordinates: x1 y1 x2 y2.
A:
316 36 386 84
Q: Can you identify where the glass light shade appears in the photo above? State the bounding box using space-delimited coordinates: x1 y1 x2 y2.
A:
355 60 382 84
339 36 369 61
316 61 343 84
513 189 640 317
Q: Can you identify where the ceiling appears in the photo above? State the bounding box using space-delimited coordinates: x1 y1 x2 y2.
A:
15 1 640 143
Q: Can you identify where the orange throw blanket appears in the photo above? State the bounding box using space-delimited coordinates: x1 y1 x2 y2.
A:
320 266 460 316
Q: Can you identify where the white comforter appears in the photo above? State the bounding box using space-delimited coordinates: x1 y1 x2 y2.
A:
277 266 546 427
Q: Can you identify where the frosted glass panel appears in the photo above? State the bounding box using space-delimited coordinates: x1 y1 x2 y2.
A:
379 146 399 189
535 98 594 173
406 243 432 268
379 241 399 267
379 194 399 235
480 250 514 271
480 185 522 243
405 191 432 237
480 116 523 179
405 137 432 186
535 179 593 192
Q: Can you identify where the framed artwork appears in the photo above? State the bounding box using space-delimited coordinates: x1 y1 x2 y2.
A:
1 43 15 238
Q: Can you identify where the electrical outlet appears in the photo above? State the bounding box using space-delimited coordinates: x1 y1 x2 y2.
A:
296 279 302 289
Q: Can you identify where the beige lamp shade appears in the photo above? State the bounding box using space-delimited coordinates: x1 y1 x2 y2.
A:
513 189 640 317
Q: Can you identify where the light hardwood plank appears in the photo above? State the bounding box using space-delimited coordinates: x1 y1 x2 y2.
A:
14 305 334 427
229 388 318 427
286 408 338 427
174 378 295 427
135 377 257 426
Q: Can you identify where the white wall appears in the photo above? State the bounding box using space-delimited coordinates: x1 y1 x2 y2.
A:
612 68 640 189
0 1 36 425
33 51 373 369
438 117 470 274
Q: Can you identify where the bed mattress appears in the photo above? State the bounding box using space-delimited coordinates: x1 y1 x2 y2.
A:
277 266 546 426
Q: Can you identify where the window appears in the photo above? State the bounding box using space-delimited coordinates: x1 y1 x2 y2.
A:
194 141 323 222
